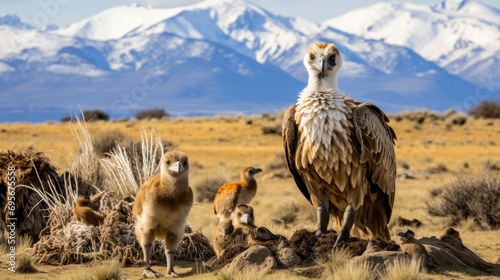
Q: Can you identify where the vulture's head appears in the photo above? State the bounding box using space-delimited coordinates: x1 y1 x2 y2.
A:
76 196 91 207
243 167 263 180
397 229 415 243
161 151 189 179
233 204 255 226
303 41 342 81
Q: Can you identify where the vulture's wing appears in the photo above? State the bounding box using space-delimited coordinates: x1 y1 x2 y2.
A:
353 103 397 217
213 184 241 216
282 105 310 202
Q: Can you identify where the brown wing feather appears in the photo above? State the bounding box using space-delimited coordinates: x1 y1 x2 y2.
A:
353 103 397 217
213 183 241 217
282 105 310 202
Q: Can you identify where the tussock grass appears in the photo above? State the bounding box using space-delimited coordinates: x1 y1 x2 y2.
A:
16 253 39 274
101 130 165 197
69 118 105 194
322 247 353 278
93 260 123 280
379 258 427 280
327 261 374 280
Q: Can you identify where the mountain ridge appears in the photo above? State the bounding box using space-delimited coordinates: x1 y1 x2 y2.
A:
0 0 497 122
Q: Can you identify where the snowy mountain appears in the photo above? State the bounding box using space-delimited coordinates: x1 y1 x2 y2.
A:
324 0 500 85
0 0 497 122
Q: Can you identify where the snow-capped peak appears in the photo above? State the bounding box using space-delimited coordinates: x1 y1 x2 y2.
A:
436 0 469 11
0 14 34 29
54 5 183 40
433 0 500 25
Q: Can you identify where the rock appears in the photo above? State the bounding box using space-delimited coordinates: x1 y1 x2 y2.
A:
349 250 410 272
228 245 277 274
277 245 302 267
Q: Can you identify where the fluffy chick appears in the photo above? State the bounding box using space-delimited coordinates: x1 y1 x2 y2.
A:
213 167 262 222
133 151 193 278
74 196 106 226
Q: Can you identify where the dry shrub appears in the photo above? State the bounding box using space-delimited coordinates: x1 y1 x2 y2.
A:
468 100 500 119
92 130 127 157
426 173 500 229
192 171 229 203
62 110 109 122
0 148 65 244
136 108 169 120
261 123 282 135
445 113 467 126
34 196 215 266
390 110 443 124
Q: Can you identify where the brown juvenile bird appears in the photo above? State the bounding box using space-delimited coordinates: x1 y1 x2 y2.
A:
213 167 262 222
397 229 429 265
213 218 234 258
439 227 463 244
74 196 106 226
231 204 257 234
133 151 193 278
283 42 397 247
213 204 256 258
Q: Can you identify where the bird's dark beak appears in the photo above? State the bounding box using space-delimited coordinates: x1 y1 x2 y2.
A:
253 168 263 174
169 161 183 174
320 58 326 74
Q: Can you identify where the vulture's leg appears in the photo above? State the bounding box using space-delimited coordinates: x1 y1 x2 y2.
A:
315 192 330 236
141 231 162 278
334 203 357 247
165 248 177 278
165 232 181 277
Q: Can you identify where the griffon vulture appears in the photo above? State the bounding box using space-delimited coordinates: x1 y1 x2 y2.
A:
282 41 397 247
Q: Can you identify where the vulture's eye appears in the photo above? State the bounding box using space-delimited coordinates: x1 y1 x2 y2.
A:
166 160 171 165
328 54 336 64
309 53 316 60
237 212 241 217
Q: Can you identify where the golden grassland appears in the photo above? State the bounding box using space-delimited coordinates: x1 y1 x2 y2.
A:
1 114 500 279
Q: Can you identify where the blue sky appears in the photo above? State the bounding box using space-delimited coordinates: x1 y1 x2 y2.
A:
1 0 499 28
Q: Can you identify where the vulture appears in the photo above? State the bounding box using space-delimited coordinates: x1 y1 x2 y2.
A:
133 151 193 278
213 167 262 222
282 41 397 247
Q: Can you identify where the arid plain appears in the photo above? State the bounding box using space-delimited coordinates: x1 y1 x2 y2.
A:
1 112 499 279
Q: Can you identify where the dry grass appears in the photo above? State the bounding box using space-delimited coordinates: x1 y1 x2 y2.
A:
379 258 427 280
1 114 500 279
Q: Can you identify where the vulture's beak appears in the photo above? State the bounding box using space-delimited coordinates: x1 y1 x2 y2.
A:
240 213 252 225
169 161 183 174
